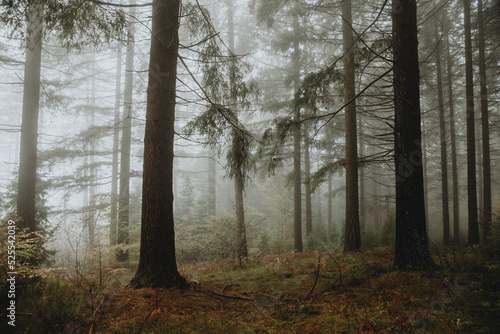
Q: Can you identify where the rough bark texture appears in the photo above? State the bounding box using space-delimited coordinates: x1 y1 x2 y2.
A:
434 19 450 246
117 21 134 263
17 1 43 232
342 0 361 252
463 0 480 245
446 32 460 246
392 0 437 271
130 0 187 289
478 0 492 240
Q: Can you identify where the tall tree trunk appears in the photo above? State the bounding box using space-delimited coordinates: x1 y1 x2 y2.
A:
88 59 97 246
434 18 450 246
292 12 303 253
446 32 460 246
342 0 361 252
463 0 480 245
327 170 333 244
392 0 436 270
17 1 43 232
117 13 135 262
305 133 313 237
130 0 187 288
110 45 122 247
228 0 248 259
478 0 492 240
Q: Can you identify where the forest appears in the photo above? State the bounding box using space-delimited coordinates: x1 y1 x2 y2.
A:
0 0 499 332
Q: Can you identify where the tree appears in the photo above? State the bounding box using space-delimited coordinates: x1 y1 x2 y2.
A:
392 0 436 270
478 0 492 240
463 0 480 245
17 1 43 232
1 0 126 234
342 0 361 252
433 13 450 246
130 0 187 288
117 5 135 262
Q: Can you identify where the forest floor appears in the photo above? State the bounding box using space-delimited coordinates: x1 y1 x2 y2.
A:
8 246 500 333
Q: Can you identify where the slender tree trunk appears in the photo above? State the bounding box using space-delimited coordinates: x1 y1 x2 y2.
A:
434 18 450 246
358 113 365 229
117 13 135 262
208 149 216 217
292 13 303 253
88 59 97 246
463 0 480 245
342 0 361 252
17 1 43 232
130 0 187 288
478 0 492 240
392 0 436 270
305 133 313 237
327 170 333 244
110 45 122 247
446 32 460 246
228 0 248 259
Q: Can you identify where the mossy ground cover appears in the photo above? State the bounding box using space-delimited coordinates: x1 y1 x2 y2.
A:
6 247 500 333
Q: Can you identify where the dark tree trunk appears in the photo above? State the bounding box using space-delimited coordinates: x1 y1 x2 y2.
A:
434 18 450 246
110 45 122 247
342 0 361 252
130 0 187 289
463 0 480 245
207 149 216 217
445 32 460 247
117 19 134 262
392 0 437 270
478 0 492 240
17 1 43 232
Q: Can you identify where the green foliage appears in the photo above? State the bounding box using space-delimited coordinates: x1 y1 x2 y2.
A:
16 277 84 333
0 0 127 50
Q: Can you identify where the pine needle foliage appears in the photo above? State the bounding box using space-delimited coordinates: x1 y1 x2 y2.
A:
183 2 258 191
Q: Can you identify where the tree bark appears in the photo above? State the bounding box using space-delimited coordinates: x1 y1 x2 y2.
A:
130 0 187 289
110 45 122 247
478 0 492 240
342 0 361 252
392 0 436 270
117 12 134 262
17 1 43 232
434 18 450 246
463 0 480 245
292 12 303 253
305 133 313 237
445 32 460 246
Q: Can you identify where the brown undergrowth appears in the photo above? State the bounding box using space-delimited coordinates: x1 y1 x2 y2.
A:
8 247 500 333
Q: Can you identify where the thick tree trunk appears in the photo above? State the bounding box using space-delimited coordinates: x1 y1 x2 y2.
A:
130 0 187 289
358 114 365 229
117 17 134 262
110 45 122 247
17 1 43 232
392 0 436 270
434 19 450 246
342 0 361 252
463 0 480 245
446 32 460 246
478 0 492 240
